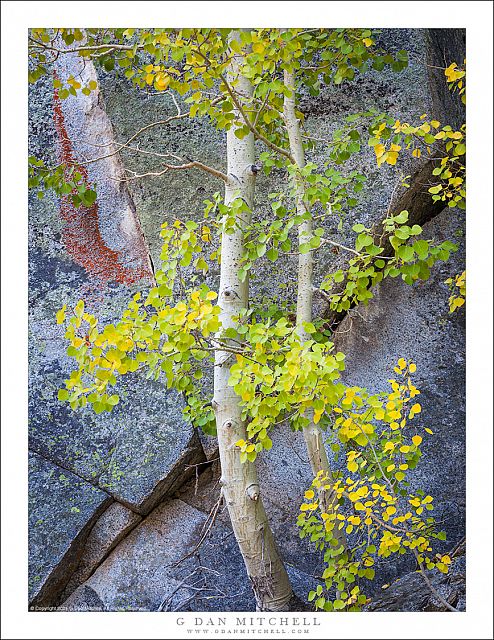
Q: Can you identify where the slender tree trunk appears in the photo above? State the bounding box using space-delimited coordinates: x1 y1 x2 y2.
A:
212 32 293 612
283 70 346 547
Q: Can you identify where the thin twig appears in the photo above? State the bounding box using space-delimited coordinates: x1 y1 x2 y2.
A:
171 494 223 568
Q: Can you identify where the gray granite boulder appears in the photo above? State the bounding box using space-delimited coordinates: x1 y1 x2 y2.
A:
28 452 112 607
61 502 142 600
61 499 215 612
29 28 465 612
60 496 319 612
366 539 466 611
28 52 207 607
29 52 205 513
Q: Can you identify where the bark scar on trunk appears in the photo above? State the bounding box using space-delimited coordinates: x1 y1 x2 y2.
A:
246 483 260 501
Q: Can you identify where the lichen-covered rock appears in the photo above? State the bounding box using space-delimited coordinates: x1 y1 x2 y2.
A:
334 208 466 550
29 52 205 520
29 28 465 612
28 452 112 607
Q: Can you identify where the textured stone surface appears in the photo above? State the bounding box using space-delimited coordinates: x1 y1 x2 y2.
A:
29 29 465 611
61 499 203 611
28 52 205 517
334 209 466 543
100 30 434 307
366 539 466 611
62 502 142 599
28 452 112 606
60 496 320 612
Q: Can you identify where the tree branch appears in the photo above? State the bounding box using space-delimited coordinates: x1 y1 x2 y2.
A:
118 157 229 184
322 158 450 330
218 72 294 162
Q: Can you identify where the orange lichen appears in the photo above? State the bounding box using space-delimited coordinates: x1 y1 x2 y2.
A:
53 81 151 286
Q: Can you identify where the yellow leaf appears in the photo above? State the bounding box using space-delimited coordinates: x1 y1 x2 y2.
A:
252 42 265 54
304 489 315 500
409 363 417 373
56 305 67 324
362 38 373 47
374 144 386 159
155 73 170 91
412 148 421 158
412 435 422 446
386 152 398 165
397 358 406 369
411 403 422 414
375 408 385 420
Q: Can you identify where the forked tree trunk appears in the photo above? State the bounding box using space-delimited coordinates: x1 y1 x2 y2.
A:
212 32 293 612
283 70 346 547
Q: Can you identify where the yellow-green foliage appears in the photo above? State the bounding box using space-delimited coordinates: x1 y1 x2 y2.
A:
297 359 449 611
320 209 458 311
445 270 466 313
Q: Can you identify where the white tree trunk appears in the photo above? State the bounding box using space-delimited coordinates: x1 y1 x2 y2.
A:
283 70 346 547
212 33 293 611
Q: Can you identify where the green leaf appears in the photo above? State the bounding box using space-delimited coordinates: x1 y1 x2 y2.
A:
413 240 429 260
397 245 415 262
333 270 345 283
266 248 278 262
393 210 409 224
356 233 373 252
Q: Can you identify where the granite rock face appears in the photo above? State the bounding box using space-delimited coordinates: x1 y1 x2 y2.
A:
61 502 142 600
334 208 466 546
61 497 320 612
62 499 204 612
28 452 112 607
28 51 206 606
366 539 466 611
29 29 465 611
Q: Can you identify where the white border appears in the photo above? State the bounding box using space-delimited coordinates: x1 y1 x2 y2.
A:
1 2 493 639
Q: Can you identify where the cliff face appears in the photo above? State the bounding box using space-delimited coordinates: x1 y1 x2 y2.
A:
28 29 465 611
